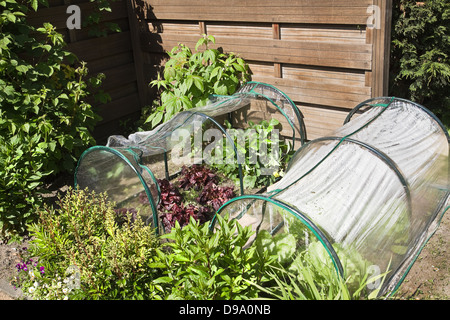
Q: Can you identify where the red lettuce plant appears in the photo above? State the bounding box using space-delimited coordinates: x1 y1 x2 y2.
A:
178 164 218 190
197 181 235 212
157 165 236 232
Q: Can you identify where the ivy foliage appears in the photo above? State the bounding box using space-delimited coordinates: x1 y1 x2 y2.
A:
0 0 105 236
390 0 450 124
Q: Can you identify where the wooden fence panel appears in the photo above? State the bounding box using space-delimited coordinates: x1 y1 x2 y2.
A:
28 0 392 143
135 0 392 141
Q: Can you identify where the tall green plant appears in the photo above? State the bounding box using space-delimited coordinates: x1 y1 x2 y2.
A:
145 35 251 128
0 0 105 236
390 0 450 122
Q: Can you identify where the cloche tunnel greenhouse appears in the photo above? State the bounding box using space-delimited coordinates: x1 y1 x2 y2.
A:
75 82 449 297
214 96 449 297
75 81 306 232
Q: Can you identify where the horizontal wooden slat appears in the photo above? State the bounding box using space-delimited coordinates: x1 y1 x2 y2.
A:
143 33 372 70
100 63 137 92
87 51 135 74
280 25 366 43
252 75 371 109
144 0 372 24
107 82 139 102
148 21 200 35
299 104 350 140
97 93 141 125
68 31 132 61
206 23 273 39
248 61 274 78
282 65 367 87
147 0 373 6
27 0 128 29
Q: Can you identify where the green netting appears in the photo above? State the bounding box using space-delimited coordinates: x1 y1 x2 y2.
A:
75 82 305 234
215 96 449 297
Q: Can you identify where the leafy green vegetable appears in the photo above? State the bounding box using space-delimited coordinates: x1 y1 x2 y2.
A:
256 230 296 266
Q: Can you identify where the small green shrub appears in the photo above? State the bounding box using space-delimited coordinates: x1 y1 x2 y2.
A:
17 188 162 300
0 0 105 236
143 35 252 129
390 0 450 123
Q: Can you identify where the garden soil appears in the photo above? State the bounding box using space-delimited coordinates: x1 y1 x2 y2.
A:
1 183 449 300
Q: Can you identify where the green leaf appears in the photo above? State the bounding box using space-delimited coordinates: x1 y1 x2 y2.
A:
195 37 207 51
31 0 38 11
174 255 190 262
214 82 228 95
22 123 30 133
6 13 16 23
232 63 244 72
192 76 204 91
151 112 163 128
153 276 173 284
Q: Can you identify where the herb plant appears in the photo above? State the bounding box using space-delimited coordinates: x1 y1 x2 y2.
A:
153 214 271 300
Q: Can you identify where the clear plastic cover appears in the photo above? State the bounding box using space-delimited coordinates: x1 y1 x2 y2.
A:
218 97 449 297
75 88 448 297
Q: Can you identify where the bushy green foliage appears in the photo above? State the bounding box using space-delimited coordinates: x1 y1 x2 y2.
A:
16 190 269 300
15 189 384 300
210 119 293 190
144 35 252 129
0 0 104 236
390 0 450 123
153 214 270 300
19 188 162 300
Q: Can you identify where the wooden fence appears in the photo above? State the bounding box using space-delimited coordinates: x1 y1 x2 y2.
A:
28 0 143 143
131 0 392 141
28 0 392 143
